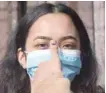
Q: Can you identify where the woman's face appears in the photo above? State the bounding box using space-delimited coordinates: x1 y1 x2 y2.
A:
25 13 80 52
17 13 80 68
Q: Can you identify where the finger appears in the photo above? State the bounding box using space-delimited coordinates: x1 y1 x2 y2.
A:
49 40 61 68
50 40 59 60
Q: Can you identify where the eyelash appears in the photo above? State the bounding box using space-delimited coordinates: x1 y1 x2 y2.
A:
62 44 76 49
34 43 49 49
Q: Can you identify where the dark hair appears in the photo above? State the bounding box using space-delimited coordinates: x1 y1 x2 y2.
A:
0 3 104 93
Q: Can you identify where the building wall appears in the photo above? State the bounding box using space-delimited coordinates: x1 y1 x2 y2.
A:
0 1 105 87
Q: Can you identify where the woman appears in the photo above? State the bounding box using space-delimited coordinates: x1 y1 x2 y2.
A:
0 3 104 93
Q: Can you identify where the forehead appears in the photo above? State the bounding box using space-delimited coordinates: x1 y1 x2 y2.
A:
28 13 79 40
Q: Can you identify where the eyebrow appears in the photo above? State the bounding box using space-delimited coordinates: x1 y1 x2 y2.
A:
60 36 77 42
33 36 52 41
33 36 77 42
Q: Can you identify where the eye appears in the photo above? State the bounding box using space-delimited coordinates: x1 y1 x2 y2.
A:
62 44 76 49
34 43 49 50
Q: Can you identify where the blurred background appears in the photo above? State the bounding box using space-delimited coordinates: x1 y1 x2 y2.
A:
0 1 105 88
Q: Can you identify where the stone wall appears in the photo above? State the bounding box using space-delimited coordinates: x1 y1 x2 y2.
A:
0 1 17 60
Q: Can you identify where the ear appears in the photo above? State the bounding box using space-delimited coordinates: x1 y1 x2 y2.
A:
17 48 27 69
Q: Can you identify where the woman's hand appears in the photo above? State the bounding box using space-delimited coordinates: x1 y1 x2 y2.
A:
31 40 71 93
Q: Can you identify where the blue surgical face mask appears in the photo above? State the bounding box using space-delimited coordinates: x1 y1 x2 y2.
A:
26 49 82 80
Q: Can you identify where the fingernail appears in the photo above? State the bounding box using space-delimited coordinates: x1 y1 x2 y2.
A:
51 40 57 45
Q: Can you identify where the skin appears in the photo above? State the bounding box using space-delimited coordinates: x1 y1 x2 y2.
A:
26 13 80 52
17 13 80 93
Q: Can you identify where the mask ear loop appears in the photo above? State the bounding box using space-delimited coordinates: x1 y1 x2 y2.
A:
23 51 28 64
23 51 33 79
24 51 28 54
